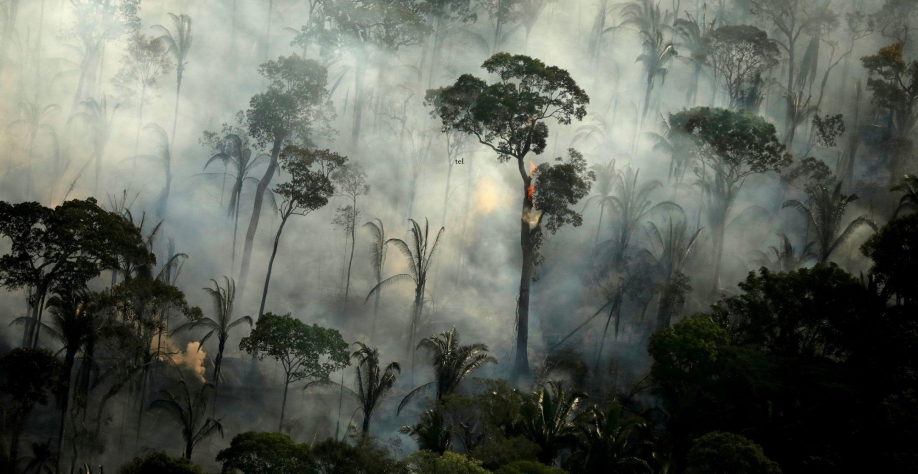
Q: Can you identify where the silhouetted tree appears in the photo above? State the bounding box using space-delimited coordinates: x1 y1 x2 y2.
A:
366 219 443 374
669 107 792 293
259 147 346 317
621 0 676 123
333 164 369 312
783 182 877 263
239 313 350 430
237 55 334 297
362 218 389 340
0 348 63 464
429 53 591 379
148 369 223 460
153 13 193 149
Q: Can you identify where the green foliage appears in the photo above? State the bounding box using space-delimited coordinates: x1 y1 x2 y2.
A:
709 25 780 110
812 114 846 148
311 437 408 474
861 43 918 133
215 431 314 474
861 213 918 304
405 451 489 474
669 108 792 178
349 342 400 433
148 369 223 459
399 327 496 414
399 409 453 454
782 182 877 263
0 347 63 414
469 435 540 470
276 146 347 218
117 451 203 474
240 313 350 385
246 55 334 148
685 432 781 474
564 402 652 474
519 381 586 465
710 264 869 358
532 149 595 235
494 460 567 474
428 53 588 162
648 315 730 401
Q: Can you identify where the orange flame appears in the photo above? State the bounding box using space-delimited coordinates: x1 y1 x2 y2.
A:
527 162 536 201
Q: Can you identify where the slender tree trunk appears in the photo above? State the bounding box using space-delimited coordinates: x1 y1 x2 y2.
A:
343 204 356 313
513 163 535 381
594 201 605 245
238 135 284 298
231 195 240 276
133 93 145 176
0 0 20 82
259 213 289 317
279 377 290 431
710 214 725 295
171 69 183 153
55 347 77 473
641 74 654 125
371 283 381 342
352 59 366 147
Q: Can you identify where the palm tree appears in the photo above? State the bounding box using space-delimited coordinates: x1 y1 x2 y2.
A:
148 369 223 460
153 13 193 149
606 167 681 268
202 132 271 273
569 402 652 473
782 182 878 263
520 380 587 465
6 100 60 200
35 289 96 470
173 277 251 405
20 441 55 474
519 0 556 52
748 233 815 273
892 174 918 217
581 159 619 245
366 219 444 371
397 327 497 414
363 219 389 341
621 0 676 123
645 219 702 330
132 123 174 221
399 409 452 454
674 12 714 107
341 342 401 434
72 95 118 198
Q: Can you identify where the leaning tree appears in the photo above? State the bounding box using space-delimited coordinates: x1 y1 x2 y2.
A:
258 146 346 317
429 52 594 379
236 55 334 297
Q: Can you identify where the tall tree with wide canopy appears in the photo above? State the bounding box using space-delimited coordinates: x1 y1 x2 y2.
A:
668 107 792 293
708 25 780 111
258 146 346 317
239 313 350 430
236 55 334 297
429 52 592 380
0 198 151 348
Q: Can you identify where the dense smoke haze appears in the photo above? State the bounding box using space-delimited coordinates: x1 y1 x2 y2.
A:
0 0 916 473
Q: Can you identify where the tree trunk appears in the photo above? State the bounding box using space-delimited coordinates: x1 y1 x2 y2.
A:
594 200 605 245
710 215 726 295
55 347 77 472
259 213 289 317
352 59 367 147
641 73 654 124
278 377 290 431
238 135 284 298
343 197 357 314
513 171 535 382
133 92 145 176
0 0 20 82
171 69 183 153
371 286 381 342
362 412 370 434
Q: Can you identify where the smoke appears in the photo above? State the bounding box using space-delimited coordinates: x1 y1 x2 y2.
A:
170 341 208 384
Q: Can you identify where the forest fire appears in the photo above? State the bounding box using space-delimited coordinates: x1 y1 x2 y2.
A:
527 161 536 201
